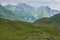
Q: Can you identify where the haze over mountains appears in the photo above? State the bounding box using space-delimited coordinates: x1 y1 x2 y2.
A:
0 3 60 22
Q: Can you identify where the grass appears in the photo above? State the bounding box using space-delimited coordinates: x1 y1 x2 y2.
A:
0 18 60 40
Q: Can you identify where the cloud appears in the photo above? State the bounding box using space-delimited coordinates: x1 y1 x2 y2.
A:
0 0 60 10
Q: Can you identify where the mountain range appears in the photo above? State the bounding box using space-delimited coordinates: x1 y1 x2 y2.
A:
35 14 60 25
0 3 60 22
0 3 60 40
0 13 60 40
0 4 17 20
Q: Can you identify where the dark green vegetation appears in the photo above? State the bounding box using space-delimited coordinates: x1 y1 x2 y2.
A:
35 14 60 24
0 14 60 40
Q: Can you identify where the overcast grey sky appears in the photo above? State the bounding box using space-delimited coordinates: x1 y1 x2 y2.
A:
0 0 60 10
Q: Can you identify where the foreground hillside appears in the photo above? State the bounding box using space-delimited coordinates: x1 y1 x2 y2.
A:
0 17 60 40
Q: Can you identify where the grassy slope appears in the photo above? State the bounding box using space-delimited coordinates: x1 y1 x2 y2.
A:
35 14 60 25
0 18 60 40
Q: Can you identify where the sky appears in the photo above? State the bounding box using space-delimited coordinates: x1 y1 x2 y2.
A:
0 0 60 10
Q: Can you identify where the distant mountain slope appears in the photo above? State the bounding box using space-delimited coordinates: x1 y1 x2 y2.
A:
35 14 60 24
0 4 17 20
4 4 16 11
5 3 36 22
4 3 60 22
37 6 60 17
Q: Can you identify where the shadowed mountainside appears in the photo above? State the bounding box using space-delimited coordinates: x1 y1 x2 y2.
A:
35 14 60 25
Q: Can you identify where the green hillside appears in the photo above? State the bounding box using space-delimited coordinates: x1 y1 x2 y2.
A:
0 18 60 40
35 14 60 25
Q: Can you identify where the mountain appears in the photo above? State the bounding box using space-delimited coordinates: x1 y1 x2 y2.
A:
35 14 60 24
37 6 60 17
0 3 60 40
0 4 17 20
15 3 36 22
4 3 60 22
5 3 36 22
5 4 16 11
